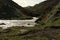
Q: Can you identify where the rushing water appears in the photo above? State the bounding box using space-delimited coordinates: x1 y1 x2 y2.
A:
0 17 38 29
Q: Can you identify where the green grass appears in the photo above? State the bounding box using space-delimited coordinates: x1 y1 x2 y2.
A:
45 19 60 26
0 18 60 40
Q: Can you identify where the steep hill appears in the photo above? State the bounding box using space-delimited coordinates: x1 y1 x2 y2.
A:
27 0 60 24
0 0 33 20
36 1 60 25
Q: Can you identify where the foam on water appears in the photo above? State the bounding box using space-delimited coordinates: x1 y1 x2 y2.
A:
0 17 38 29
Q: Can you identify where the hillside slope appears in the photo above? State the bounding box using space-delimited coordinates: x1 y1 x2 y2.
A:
26 0 60 24
0 0 33 19
36 1 60 25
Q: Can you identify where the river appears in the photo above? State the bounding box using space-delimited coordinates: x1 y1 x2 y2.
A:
0 17 38 29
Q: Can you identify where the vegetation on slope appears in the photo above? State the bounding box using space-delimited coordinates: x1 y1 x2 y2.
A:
25 0 60 24
0 0 33 20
